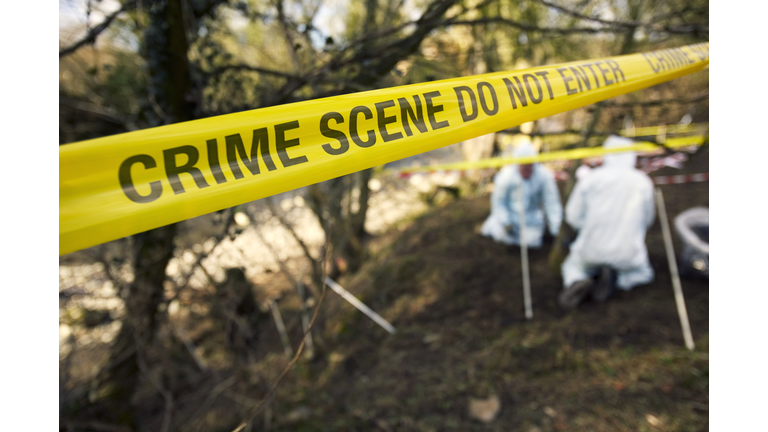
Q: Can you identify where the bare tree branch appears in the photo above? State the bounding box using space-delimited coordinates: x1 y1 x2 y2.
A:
599 93 709 108
318 0 492 56
274 0 304 74
180 376 237 431
171 209 234 287
531 0 708 35
262 0 459 105
211 64 302 80
251 227 299 288
132 329 174 432
445 16 618 34
230 226 333 432
59 1 134 59
63 422 131 432
59 96 139 131
209 64 374 95
265 199 324 296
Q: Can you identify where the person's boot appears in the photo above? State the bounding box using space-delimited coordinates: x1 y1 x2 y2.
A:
592 267 617 303
558 279 594 311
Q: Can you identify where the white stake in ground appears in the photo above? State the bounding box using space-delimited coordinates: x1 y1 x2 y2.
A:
325 277 396 334
519 186 533 320
268 299 294 357
654 188 695 351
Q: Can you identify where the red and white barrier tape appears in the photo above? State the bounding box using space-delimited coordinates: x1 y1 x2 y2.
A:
652 172 708 185
640 153 689 174
397 170 709 186
551 170 709 184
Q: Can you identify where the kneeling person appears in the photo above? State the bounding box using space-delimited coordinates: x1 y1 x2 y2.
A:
481 141 563 248
559 136 656 310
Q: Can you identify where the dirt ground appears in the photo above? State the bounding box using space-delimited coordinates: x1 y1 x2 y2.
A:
186 144 708 432
61 143 709 432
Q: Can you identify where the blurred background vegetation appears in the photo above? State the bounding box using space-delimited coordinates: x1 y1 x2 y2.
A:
59 1 708 431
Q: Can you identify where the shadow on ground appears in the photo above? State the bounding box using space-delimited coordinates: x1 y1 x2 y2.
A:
281 145 709 432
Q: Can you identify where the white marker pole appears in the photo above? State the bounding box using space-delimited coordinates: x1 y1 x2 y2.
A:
324 277 396 334
519 186 533 320
654 188 695 351
268 299 294 357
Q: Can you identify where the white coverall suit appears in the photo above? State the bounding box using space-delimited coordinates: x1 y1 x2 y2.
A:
561 136 656 290
481 143 563 248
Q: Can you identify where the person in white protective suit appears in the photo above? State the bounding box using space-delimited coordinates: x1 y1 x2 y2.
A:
558 135 656 310
480 141 563 248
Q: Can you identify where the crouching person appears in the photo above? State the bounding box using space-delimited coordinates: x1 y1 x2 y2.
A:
481 141 562 249
558 136 656 310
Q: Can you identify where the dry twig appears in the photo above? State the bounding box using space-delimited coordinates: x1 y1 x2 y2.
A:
230 226 333 432
133 330 174 432
59 1 135 59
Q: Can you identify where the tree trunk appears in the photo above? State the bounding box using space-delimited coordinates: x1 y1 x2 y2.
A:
89 224 177 425
84 0 196 425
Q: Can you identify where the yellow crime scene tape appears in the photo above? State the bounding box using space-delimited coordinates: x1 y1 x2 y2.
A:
388 135 707 174
60 42 709 255
662 135 708 148
623 123 708 137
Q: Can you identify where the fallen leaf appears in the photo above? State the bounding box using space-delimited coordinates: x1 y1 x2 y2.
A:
469 395 501 423
374 418 393 432
284 406 312 423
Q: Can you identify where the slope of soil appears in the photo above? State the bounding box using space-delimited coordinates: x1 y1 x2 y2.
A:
251 145 709 432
